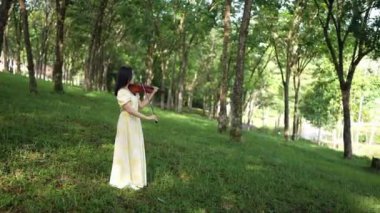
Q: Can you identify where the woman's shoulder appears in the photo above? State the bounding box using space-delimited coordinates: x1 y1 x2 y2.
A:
117 87 133 96
117 88 127 95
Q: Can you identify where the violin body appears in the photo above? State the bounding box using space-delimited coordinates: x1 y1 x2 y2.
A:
128 83 154 94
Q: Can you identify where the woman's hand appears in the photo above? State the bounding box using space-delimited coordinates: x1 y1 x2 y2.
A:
152 86 159 94
147 114 158 122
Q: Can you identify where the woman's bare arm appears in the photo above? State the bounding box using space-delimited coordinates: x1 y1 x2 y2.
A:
139 93 153 109
138 87 159 109
122 101 155 120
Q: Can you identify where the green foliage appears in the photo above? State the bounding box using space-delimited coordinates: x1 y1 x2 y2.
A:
350 70 380 122
2 72 380 212
300 64 341 128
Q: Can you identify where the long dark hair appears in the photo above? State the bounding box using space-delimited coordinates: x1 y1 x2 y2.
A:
114 66 133 96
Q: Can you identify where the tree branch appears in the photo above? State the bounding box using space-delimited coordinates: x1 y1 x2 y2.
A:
271 37 286 85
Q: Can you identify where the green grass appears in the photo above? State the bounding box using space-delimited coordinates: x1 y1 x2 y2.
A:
1 72 380 212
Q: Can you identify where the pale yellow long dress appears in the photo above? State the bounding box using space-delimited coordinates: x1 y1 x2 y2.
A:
109 88 147 189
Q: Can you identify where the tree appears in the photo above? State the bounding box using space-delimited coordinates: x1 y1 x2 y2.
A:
230 0 253 141
291 25 321 140
300 66 341 132
36 0 53 80
218 0 232 133
84 0 108 91
53 0 69 93
271 0 308 140
174 1 216 113
10 4 23 74
19 0 38 93
0 0 13 57
314 0 380 158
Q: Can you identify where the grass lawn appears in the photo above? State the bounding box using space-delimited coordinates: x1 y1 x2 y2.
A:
1 72 380 212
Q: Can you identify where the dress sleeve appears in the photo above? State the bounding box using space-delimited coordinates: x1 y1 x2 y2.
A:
117 89 131 107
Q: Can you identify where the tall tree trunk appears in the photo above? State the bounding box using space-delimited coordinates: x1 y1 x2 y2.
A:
202 96 207 116
0 0 13 56
284 3 303 140
218 0 232 133
3 28 9 72
53 0 68 93
95 45 105 90
145 42 154 85
19 0 37 93
102 59 109 91
246 97 254 129
13 8 22 75
85 0 108 91
167 53 176 109
283 80 290 138
160 58 168 109
177 34 189 113
43 44 48 80
177 48 189 113
317 125 322 145
230 0 252 141
38 0 51 79
187 72 198 110
341 88 353 158
177 14 193 113
272 0 305 141
167 81 173 109
213 91 219 119
208 94 214 119
292 74 301 140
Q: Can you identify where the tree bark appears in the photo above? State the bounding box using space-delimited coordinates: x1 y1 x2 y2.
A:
230 0 252 141
160 58 168 109
292 74 301 140
177 23 189 113
202 96 207 116
38 0 51 79
145 42 154 85
177 48 189 113
341 88 353 158
272 0 306 141
208 94 214 119
283 80 290 139
3 28 9 72
167 53 177 109
218 0 232 133
317 126 321 145
19 0 37 93
187 72 197 110
0 0 13 57
12 7 22 75
213 91 219 119
53 0 68 93
85 0 108 91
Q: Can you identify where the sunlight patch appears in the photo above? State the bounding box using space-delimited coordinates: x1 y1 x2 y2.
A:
84 92 102 98
356 195 380 212
179 171 192 182
101 144 114 150
221 192 236 211
246 164 264 171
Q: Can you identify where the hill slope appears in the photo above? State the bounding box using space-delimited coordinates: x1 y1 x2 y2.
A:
0 72 379 212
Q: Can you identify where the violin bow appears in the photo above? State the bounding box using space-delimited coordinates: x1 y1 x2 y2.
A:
141 84 158 124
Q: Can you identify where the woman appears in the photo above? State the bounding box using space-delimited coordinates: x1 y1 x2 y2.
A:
109 66 158 190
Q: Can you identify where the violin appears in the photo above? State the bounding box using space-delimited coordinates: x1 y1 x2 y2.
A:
128 83 155 94
128 83 158 124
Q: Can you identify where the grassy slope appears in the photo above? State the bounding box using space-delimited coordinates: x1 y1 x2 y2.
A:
0 72 379 212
